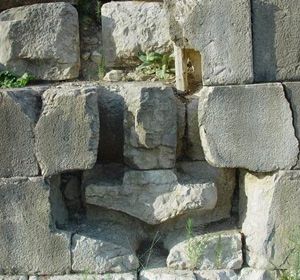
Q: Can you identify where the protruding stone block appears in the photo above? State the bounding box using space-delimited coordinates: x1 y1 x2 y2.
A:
166 231 243 270
198 84 298 172
0 88 41 177
165 0 253 85
0 177 71 274
0 3 80 80
124 85 177 169
35 86 99 176
240 170 300 269
102 2 172 67
252 0 300 82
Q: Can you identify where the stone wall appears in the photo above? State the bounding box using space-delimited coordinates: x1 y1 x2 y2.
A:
0 0 299 280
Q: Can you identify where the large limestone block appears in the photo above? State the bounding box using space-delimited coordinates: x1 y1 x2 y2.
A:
140 268 196 280
0 1 78 10
102 2 172 67
240 170 300 269
29 274 136 280
165 0 253 85
167 231 243 270
252 0 300 82
124 85 178 169
0 177 71 274
84 163 217 225
198 84 298 172
35 86 99 176
0 88 40 177
71 234 139 274
239 269 277 280
0 3 80 80
194 270 237 280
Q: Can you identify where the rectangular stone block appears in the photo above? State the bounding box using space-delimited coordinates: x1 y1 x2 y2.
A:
0 177 71 274
198 84 299 172
0 0 78 10
165 0 253 85
0 3 80 80
253 0 300 82
102 2 172 67
29 274 136 280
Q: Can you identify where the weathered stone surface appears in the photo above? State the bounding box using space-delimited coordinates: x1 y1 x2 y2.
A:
195 270 237 280
71 233 139 274
0 177 71 274
0 0 78 10
186 95 205 160
240 170 300 269
167 231 243 270
29 274 137 280
0 3 80 80
0 277 28 280
165 0 253 85
198 84 298 172
140 268 196 280
124 85 177 169
0 88 41 177
103 70 124 82
252 0 300 82
84 163 217 225
102 2 172 67
176 98 186 158
239 268 277 280
35 86 99 176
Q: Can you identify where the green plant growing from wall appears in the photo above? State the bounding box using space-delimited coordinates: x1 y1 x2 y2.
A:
137 51 175 80
0 71 34 88
185 218 210 270
98 50 105 79
215 234 223 269
95 1 102 24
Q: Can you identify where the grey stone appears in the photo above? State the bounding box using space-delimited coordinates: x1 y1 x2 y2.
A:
165 0 253 85
240 170 300 269
124 85 177 169
90 51 102 64
239 268 278 280
0 3 80 80
198 84 298 172
186 95 205 160
29 274 137 280
167 231 243 270
0 177 71 274
103 70 124 82
0 88 40 177
252 0 300 82
81 52 91 61
35 86 99 176
102 2 172 67
140 268 196 280
71 233 139 274
0 0 78 10
195 270 238 280
84 163 217 225
0 277 28 280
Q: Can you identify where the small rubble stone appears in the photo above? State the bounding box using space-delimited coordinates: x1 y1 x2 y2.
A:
90 51 102 64
35 86 99 176
103 70 124 82
198 84 298 172
81 52 91 61
0 3 80 80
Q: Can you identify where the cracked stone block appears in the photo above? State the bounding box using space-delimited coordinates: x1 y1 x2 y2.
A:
102 2 172 67
186 95 205 160
0 3 80 80
253 0 300 82
29 274 137 280
0 177 71 274
166 231 243 270
0 88 41 177
239 170 300 269
198 83 299 172
83 163 218 225
140 268 196 280
35 86 99 176
165 0 253 85
124 85 178 169
194 270 237 280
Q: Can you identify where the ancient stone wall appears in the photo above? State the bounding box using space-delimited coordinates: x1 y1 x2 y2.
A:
0 0 299 280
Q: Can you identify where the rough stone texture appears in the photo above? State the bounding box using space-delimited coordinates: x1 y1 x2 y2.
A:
252 0 300 82
0 0 78 10
0 277 28 280
0 88 41 177
29 274 136 280
124 85 178 169
176 98 186 158
84 163 217 225
239 170 300 269
102 2 172 67
165 0 253 85
0 177 71 274
140 268 196 280
198 84 298 172
194 270 237 280
167 231 243 270
283 82 300 168
71 233 139 274
35 86 99 176
0 3 80 80
186 94 205 160
239 269 278 280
